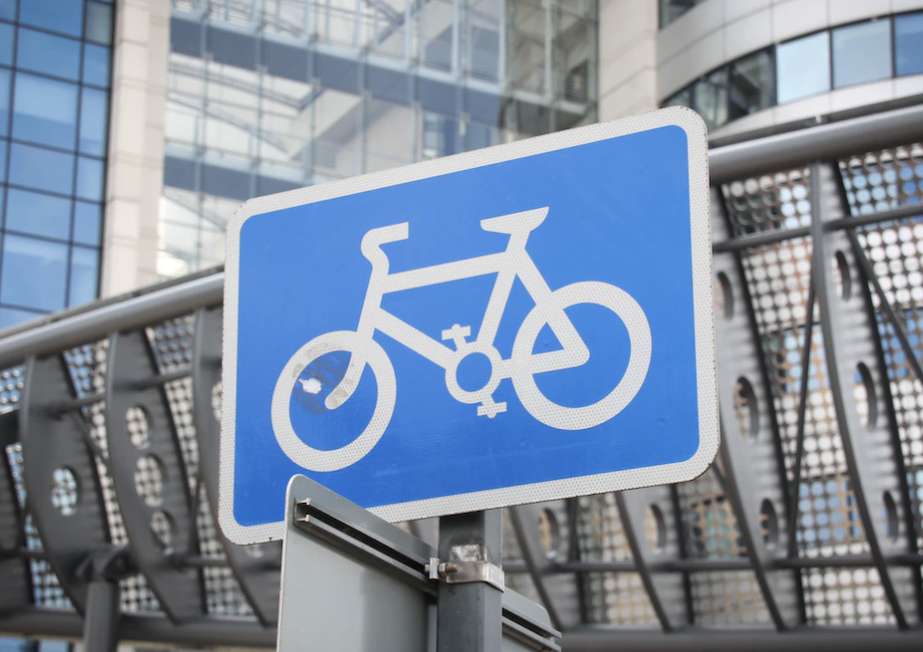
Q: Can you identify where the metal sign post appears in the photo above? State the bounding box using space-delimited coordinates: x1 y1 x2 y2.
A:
435 511 504 652
220 107 717 547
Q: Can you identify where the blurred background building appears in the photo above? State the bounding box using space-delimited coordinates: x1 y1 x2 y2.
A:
2 0 923 650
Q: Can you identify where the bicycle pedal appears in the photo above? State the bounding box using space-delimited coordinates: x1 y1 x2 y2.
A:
477 401 507 418
441 324 471 348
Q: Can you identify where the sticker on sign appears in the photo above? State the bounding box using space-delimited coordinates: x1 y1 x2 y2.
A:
220 107 718 545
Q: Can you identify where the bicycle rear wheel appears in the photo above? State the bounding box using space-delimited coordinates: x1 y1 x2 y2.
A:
271 330 396 472
511 281 651 430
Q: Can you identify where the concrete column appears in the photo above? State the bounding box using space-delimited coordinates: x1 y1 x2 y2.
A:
100 0 170 297
598 0 659 121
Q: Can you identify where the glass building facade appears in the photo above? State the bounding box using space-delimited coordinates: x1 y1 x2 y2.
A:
663 12 923 132
159 0 598 278
0 0 113 329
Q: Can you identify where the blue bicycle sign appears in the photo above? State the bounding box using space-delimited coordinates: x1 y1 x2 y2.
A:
221 108 718 545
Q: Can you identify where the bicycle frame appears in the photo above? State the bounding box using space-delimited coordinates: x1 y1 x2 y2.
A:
334 208 590 404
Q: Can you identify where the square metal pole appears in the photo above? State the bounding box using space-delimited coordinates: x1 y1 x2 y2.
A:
436 510 503 652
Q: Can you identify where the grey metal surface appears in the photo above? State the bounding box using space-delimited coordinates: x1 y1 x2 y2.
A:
1 103 923 648
278 475 431 652
20 354 110 613
278 475 560 652
105 329 202 622
191 306 281 625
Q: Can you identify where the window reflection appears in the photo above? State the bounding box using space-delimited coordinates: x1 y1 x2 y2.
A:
896 12 923 77
0 69 9 138
832 20 891 89
73 201 102 246
729 50 773 120
9 143 74 195
776 31 830 104
12 73 79 150
693 69 728 131
659 0 706 29
19 0 83 38
82 44 111 87
0 234 69 312
0 22 12 66
68 245 100 307
160 1 597 278
4 188 72 240
0 0 111 328
16 28 81 80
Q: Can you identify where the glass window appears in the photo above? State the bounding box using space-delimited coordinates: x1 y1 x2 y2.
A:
0 140 6 179
0 68 9 138
660 0 706 29
76 156 104 201
4 188 71 240
9 143 74 194
0 0 16 21
79 87 108 156
19 0 83 38
13 73 79 150
73 201 101 246
833 19 892 89
85 1 112 45
777 32 831 103
0 306 43 330
68 245 98 306
729 50 774 120
663 88 692 108
16 27 81 81
82 43 111 87
0 233 69 312
896 12 923 77
0 22 13 66
693 68 728 131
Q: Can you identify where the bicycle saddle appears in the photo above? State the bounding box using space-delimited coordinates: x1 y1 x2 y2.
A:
480 207 549 234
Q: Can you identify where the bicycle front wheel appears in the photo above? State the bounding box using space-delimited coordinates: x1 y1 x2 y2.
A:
511 281 651 430
271 330 396 472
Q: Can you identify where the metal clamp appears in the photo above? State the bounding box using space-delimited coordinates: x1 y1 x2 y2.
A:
426 556 505 592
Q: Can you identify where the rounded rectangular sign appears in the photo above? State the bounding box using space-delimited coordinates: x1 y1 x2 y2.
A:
221 107 718 545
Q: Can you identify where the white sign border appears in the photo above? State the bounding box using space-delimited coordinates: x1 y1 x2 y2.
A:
220 106 718 545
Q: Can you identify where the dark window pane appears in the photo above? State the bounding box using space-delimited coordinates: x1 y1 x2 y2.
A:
0 233 68 311
896 12 923 77
79 87 108 156
68 245 98 306
19 0 83 38
777 32 831 103
5 188 71 240
0 22 12 66
12 73 79 150
0 0 16 21
76 156 104 201
72 200 101 246
16 27 81 80
0 140 6 179
9 143 74 194
729 50 774 120
0 306 44 330
833 19 892 89
659 0 706 29
0 68 10 138
662 88 692 108
83 43 111 87
693 68 728 130
85 1 112 45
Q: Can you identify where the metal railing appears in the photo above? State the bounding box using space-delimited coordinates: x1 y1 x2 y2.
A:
2 104 923 650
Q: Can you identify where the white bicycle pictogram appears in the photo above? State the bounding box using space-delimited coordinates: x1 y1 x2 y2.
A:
271 207 652 472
